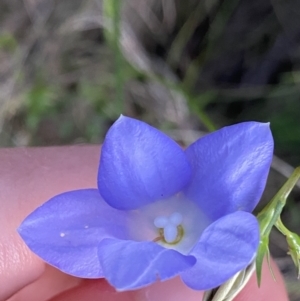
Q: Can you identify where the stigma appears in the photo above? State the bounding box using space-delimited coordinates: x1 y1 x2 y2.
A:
153 212 184 244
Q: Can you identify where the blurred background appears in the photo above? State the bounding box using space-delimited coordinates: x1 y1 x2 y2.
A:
0 0 299 299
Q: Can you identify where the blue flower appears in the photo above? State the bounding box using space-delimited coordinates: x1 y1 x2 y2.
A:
18 116 274 291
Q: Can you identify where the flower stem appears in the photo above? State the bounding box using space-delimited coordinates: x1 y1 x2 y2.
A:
256 166 300 284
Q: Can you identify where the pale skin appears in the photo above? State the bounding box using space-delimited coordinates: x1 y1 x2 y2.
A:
0 146 289 301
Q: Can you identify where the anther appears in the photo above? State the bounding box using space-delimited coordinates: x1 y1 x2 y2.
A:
153 212 184 244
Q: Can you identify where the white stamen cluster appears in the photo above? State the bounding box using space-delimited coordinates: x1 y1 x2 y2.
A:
153 212 183 243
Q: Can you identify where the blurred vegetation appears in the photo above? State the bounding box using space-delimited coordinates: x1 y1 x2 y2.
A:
0 0 300 299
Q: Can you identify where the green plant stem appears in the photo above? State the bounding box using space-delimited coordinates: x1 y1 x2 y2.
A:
256 166 300 284
112 0 123 113
258 166 300 236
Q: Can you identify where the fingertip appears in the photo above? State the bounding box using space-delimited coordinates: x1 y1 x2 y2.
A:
134 277 204 301
7 265 81 301
47 279 134 301
0 147 99 300
48 277 204 301
0 237 45 300
46 260 288 301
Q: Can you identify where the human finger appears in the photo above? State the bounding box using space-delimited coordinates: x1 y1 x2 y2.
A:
48 259 288 301
0 147 289 301
0 146 100 300
7 265 81 301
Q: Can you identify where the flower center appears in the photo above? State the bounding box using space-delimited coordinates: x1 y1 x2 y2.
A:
153 212 184 244
129 195 210 254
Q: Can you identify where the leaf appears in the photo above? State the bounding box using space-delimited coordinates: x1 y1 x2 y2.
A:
255 235 270 286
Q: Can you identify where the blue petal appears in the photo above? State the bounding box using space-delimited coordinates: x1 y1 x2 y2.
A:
184 122 273 220
18 189 129 278
180 211 259 290
98 116 191 210
98 239 196 290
